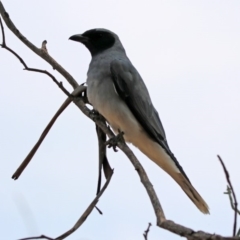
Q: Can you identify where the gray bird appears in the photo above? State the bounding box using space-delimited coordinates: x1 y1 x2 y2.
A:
69 29 209 214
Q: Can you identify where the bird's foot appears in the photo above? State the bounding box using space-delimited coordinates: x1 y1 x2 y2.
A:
81 88 89 104
105 130 124 152
89 109 105 121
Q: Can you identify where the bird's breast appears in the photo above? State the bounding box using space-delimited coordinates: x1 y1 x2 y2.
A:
87 76 142 142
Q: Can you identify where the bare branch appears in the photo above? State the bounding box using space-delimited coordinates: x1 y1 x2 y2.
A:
0 2 78 88
225 187 240 236
19 235 54 240
41 40 48 53
224 186 240 215
57 171 113 239
11 85 86 180
19 171 113 240
164 221 240 240
143 223 152 240
94 205 103 215
0 17 71 97
0 8 5 45
218 155 239 236
1 15 90 179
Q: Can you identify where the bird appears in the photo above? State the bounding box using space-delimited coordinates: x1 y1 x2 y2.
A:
69 28 209 214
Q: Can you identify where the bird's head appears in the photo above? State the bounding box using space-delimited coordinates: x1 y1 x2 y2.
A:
69 28 117 56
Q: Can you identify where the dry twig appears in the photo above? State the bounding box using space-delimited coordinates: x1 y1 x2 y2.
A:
19 235 54 240
0 18 71 97
0 3 78 88
143 223 152 240
0 15 87 179
18 171 113 240
11 85 86 180
224 186 240 216
218 155 239 236
41 40 48 53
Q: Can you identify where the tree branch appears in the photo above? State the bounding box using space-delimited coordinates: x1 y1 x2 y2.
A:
224 187 240 237
224 186 240 215
0 17 71 97
11 85 86 180
0 2 78 89
218 156 239 236
18 170 113 240
143 223 152 240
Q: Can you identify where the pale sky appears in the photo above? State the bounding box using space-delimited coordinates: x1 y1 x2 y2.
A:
0 1 240 240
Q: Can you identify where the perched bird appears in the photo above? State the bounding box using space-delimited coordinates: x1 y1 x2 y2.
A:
69 29 209 214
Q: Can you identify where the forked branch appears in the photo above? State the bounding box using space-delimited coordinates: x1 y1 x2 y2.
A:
18 171 113 240
218 156 239 236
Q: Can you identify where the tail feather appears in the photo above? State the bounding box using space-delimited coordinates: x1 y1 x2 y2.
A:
173 173 209 214
131 131 209 214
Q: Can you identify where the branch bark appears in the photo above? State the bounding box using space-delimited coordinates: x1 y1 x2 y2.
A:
0 1 239 239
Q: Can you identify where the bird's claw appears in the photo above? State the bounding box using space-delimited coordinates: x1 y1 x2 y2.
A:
105 130 124 152
90 109 105 121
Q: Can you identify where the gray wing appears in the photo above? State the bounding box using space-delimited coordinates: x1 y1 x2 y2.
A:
110 59 190 182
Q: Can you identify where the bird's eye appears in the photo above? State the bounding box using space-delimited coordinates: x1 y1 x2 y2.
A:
99 33 103 37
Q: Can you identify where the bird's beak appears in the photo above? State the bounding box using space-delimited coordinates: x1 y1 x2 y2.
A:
69 34 89 43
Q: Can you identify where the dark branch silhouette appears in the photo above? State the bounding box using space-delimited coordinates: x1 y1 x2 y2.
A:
224 187 240 236
10 85 86 180
19 235 54 240
0 16 85 179
225 187 240 216
18 171 113 240
0 18 71 97
218 156 239 236
143 223 152 240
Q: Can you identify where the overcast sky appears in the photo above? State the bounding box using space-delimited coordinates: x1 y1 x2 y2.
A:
0 1 240 240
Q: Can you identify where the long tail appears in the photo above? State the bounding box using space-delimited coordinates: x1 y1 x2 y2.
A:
133 132 210 214
172 172 209 214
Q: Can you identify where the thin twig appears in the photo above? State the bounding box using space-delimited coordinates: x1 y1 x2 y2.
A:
0 2 78 88
0 18 71 97
19 235 54 240
143 223 152 240
56 170 113 239
94 205 103 215
224 187 240 236
1 14 90 181
11 85 86 180
218 155 238 236
41 40 48 53
0 10 5 44
224 186 240 215
19 171 113 240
